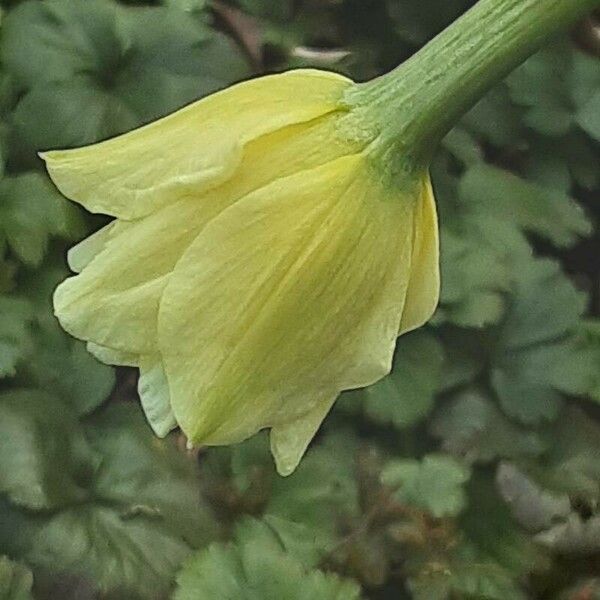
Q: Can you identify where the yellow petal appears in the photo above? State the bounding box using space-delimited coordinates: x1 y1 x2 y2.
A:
86 342 138 367
53 198 219 354
40 69 351 220
212 111 363 207
138 356 177 438
399 177 440 334
270 391 337 476
67 223 115 273
158 154 415 450
53 113 361 356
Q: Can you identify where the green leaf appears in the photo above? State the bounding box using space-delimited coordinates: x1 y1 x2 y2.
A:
538 407 600 501
520 129 599 192
431 391 546 464
0 389 94 509
507 42 600 145
200 429 360 563
25 505 194 599
437 216 527 328
410 548 528 600
2 0 250 164
576 85 600 142
9 82 139 167
164 0 207 12
570 44 600 140
490 323 600 421
447 556 528 600
174 517 363 600
491 258 588 424
0 295 34 378
1 0 123 89
0 172 83 266
116 5 251 121
0 556 33 600
569 48 600 109
461 475 542 577
85 403 219 548
0 72 18 126
559 320 600 402
27 316 115 416
2 403 218 598
10 262 115 415
381 454 470 518
441 127 483 166
345 330 444 429
267 430 360 552
223 430 273 494
522 135 572 192
260 514 328 568
459 163 591 247
498 259 585 350
0 251 17 294
461 84 523 147
491 348 564 424
507 43 574 137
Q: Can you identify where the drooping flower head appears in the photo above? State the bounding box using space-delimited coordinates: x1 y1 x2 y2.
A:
42 68 439 475
44 0 600 475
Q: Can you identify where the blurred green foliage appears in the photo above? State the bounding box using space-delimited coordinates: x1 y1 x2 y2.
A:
0 0 599 598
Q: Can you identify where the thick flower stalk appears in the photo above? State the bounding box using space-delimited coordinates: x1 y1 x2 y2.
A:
42 0 598 475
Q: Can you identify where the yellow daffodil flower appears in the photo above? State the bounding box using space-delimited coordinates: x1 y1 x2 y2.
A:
44 0 593 475
42 69 438 475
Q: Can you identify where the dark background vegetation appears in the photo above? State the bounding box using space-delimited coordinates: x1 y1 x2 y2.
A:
0 0 599 598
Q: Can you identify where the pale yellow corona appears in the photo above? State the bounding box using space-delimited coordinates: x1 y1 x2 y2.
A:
42 69 439 475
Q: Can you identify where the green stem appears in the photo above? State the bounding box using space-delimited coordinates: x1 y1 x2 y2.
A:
350 0 600 168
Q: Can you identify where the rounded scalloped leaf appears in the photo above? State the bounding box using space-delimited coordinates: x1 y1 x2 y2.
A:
1 0 250 165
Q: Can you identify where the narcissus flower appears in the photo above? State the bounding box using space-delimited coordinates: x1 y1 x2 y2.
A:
44 0 593 475
42 69 439 475
43 70 439 474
